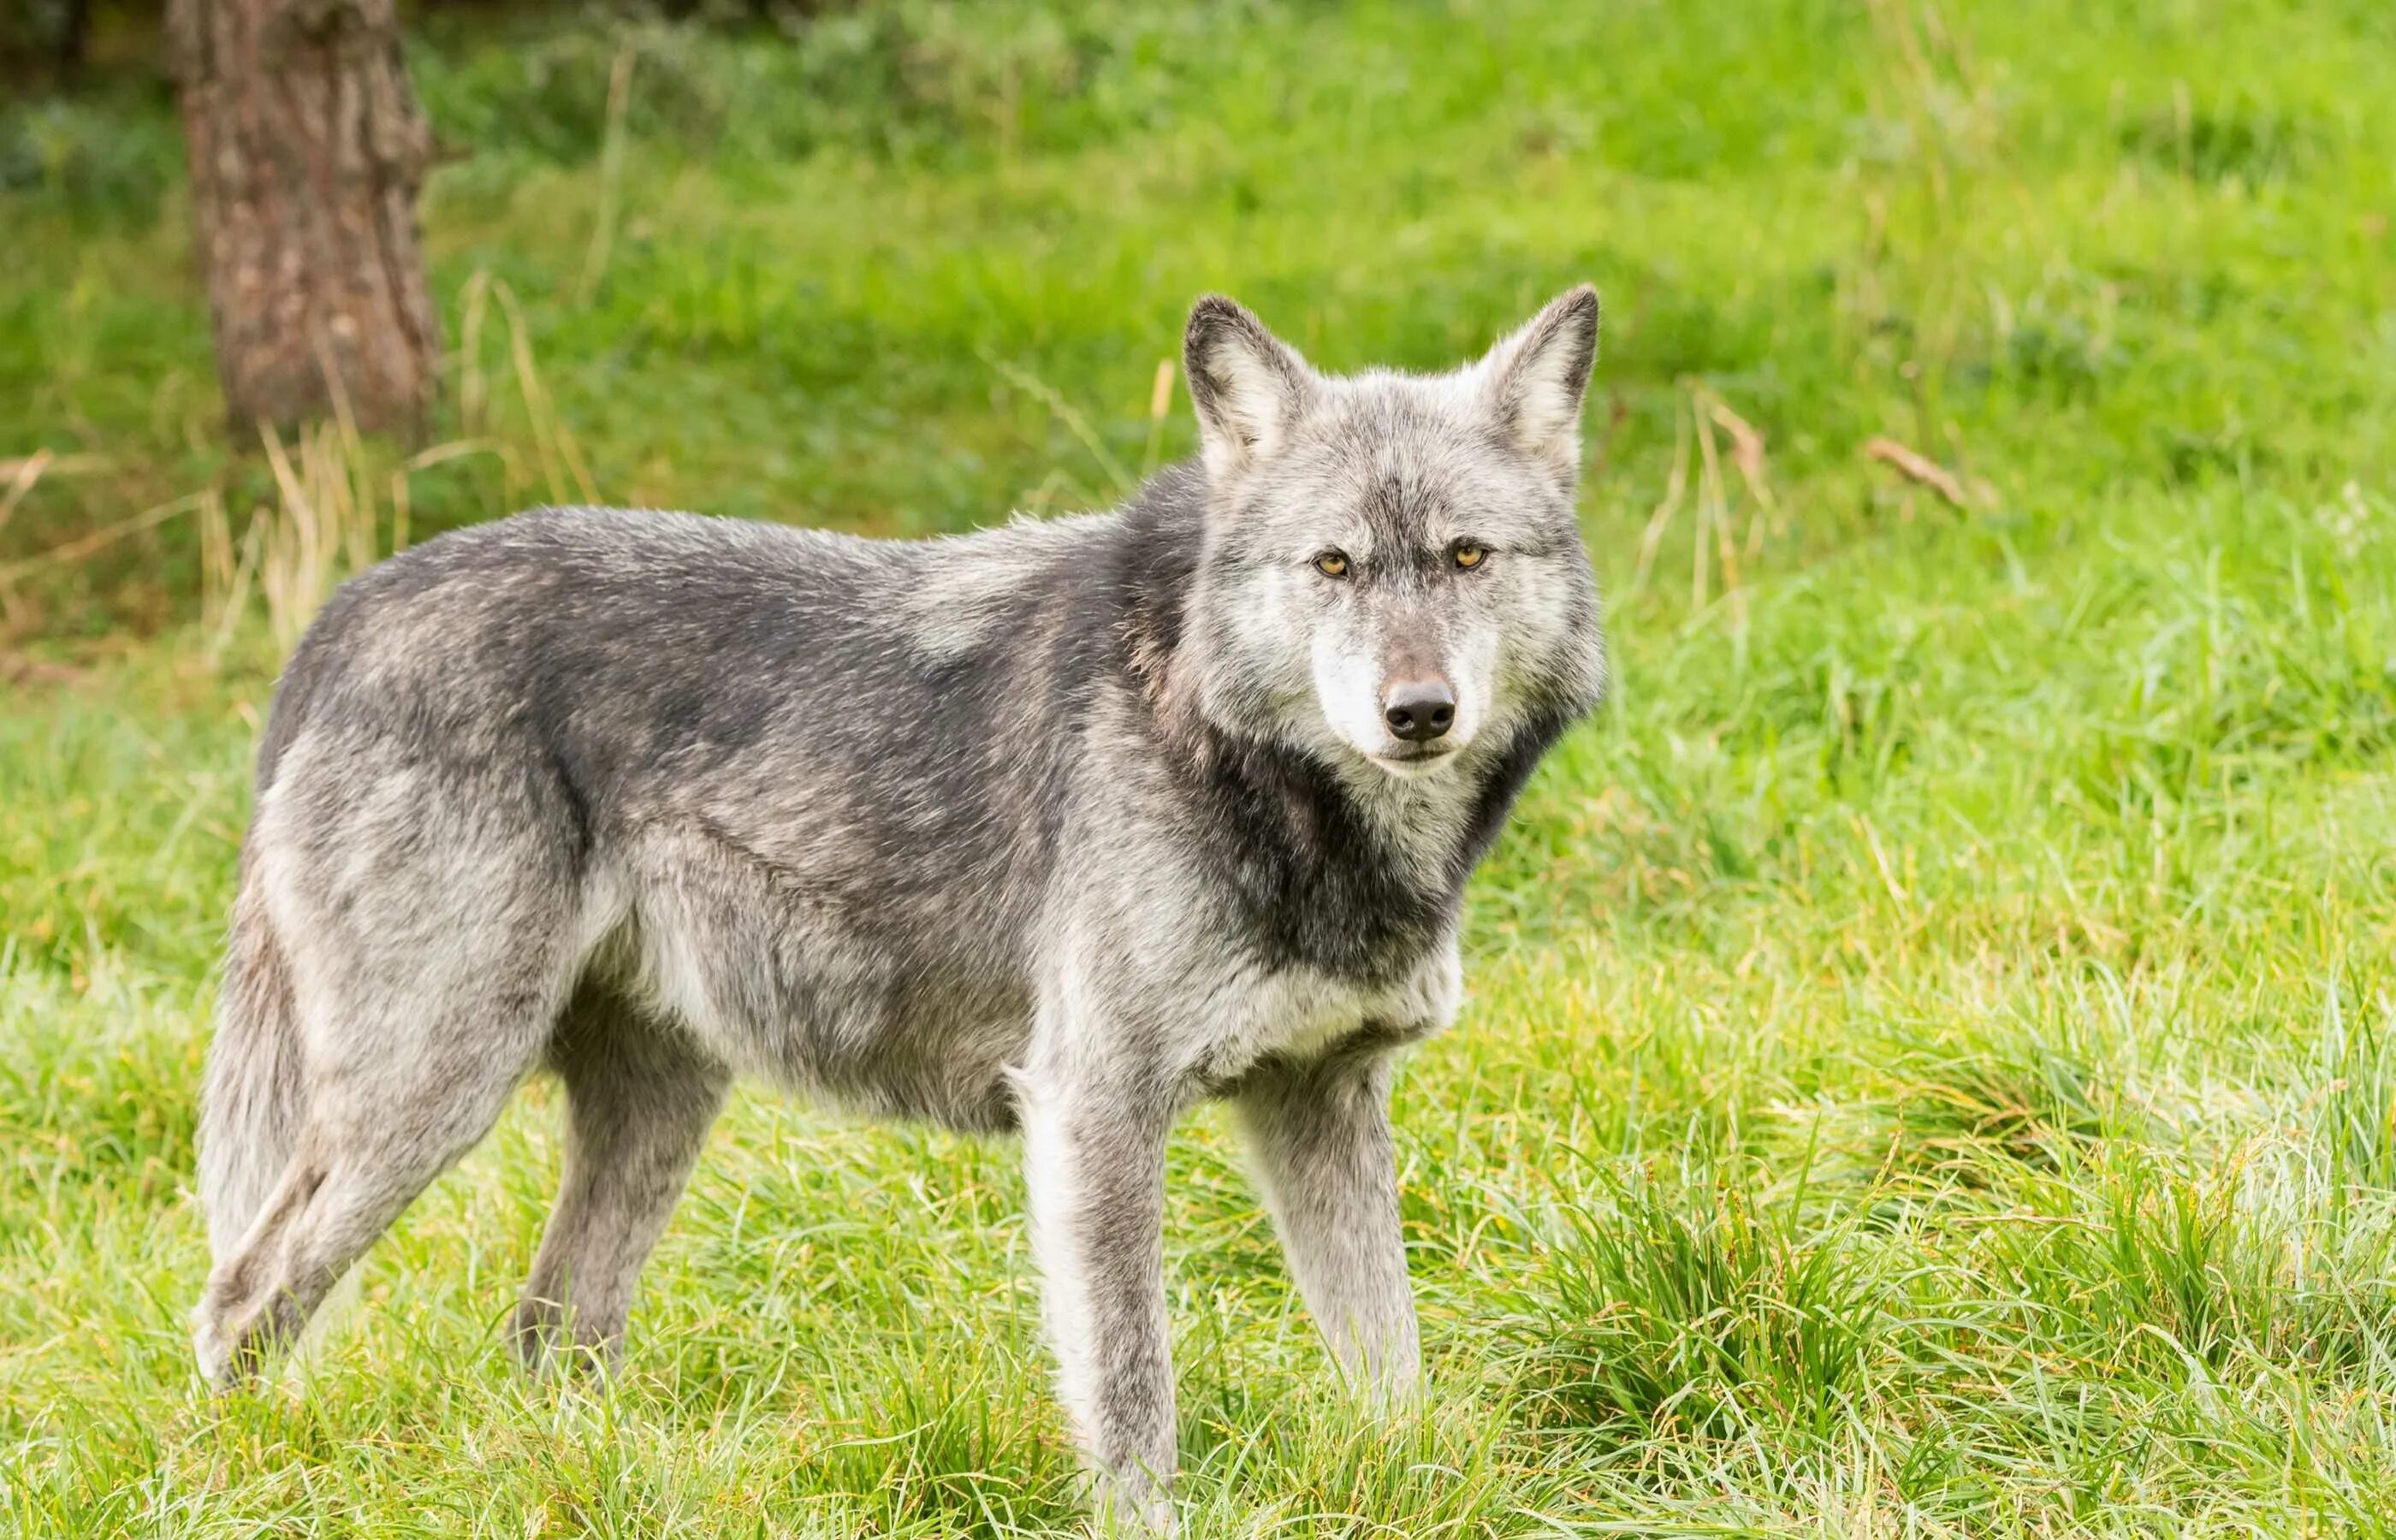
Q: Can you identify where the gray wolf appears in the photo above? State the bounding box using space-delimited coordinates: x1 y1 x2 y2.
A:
191 287 1609 1529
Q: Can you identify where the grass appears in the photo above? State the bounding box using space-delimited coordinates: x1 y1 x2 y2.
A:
6 0 2396 1531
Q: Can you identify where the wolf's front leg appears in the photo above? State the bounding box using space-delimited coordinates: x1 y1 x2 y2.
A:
1232 1042 1420 1403
1018 1068 1176 1533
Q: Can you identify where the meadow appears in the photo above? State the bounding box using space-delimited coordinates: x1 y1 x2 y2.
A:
5 0 2396 1531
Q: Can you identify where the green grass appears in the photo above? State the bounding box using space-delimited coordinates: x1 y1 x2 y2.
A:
7 0 2396 1531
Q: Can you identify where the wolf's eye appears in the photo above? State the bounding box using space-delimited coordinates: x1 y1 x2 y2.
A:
1314 550 1350 578
1451 542 1487 571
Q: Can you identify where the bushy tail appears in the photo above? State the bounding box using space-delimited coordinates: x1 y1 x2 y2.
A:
197 872 308 1265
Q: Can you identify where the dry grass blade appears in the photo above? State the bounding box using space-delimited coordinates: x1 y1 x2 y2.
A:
1639 382 1780 620
1630 394 1693 599
0 492 213 583
204 509 269 663
1693 387 1776 516
1694 400 1741 595
389 439 511 557
257 424 328 651
309 338 378 578
0 650 88 687
0 448 55 536
982 346 1136 500
1139 358 1177 480
0 451 111 500
196 488 234 628
1865 435 1973 510
491 279 598 506
459 268 493 437
256 421 393 652
578 45 639 307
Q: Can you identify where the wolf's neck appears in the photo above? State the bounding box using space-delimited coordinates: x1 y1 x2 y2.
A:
1324 754 1501 886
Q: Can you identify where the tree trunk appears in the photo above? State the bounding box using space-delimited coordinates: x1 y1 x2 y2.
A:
167 0 441 437
58 0 92 80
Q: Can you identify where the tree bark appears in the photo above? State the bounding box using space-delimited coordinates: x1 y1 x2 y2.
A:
59 0 92 80
167 0 441 436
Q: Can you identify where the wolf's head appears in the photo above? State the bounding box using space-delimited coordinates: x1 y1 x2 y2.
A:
1177 288 1608 780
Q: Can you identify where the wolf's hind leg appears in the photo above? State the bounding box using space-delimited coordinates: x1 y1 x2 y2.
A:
190 1019 547 1386
513 993 728 1374
191 844 575 1384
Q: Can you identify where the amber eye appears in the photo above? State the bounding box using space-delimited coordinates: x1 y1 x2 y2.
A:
1314 550 1351 578
1452 542 1487 571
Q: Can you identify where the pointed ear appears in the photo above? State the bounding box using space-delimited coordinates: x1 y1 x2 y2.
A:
1183 295 1315 477
1480 285 1601 471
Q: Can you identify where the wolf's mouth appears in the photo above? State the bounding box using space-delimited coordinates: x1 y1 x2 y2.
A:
1369 743 1462 774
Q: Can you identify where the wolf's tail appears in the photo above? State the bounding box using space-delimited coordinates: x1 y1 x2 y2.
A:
197 868 309 1264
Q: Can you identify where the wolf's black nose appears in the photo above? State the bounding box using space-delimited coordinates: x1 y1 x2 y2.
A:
1384 679 1456 742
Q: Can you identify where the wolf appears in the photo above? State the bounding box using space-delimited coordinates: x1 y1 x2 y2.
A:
189 287 1608 1529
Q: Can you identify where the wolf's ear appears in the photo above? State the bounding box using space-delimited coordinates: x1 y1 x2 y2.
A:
1480 285 1601 472
1184 296 1315 477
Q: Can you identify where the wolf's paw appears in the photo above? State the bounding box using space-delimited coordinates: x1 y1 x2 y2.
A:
510 1295 625 1383
189 1300 241 1390
1091 1472 1172 1537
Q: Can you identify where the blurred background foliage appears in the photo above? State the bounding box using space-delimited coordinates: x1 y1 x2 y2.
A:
5 0 2386 645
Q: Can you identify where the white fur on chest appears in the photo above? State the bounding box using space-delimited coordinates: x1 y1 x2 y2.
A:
1179 943 1462 1087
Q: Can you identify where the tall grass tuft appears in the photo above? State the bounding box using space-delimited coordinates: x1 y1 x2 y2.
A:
1501 1157 1908 1445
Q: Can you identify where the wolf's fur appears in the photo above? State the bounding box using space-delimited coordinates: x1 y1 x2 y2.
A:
191 289 1608 1529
